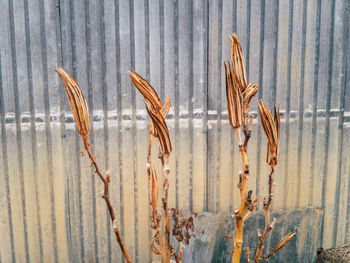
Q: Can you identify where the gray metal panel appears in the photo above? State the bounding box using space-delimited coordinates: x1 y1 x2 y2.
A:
0 0 349 261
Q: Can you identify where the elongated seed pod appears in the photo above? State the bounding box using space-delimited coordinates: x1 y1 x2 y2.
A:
150 166 159 209
271 232 296 254
225 61 242 128
127 71 162 111
128 71 171 139
55 68 90 137
243 83 259 103
257 99 280 166
229 33 247 92
145 100 172 155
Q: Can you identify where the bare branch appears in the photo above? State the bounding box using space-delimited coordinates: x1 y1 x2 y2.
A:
56 68 132 263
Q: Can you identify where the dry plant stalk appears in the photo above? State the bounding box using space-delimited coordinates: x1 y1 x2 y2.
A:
55 68 132 263
225 33 260 263
224 34 296 263
128 71 186 263
253 100 296 262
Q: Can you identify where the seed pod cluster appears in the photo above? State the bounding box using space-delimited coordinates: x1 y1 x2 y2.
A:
257 99 280 166
225 33 258 130
128 71 172 155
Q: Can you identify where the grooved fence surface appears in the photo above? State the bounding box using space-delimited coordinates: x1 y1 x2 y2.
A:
0 0 349 262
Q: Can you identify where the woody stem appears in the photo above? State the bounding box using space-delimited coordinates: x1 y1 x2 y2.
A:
82 136 132 263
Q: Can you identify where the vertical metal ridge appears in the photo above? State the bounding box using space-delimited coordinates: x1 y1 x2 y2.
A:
55 0 72 260
114 0 126 260
321 0 335 246
232 0 237 33
174 0 179 209
128 0 138 261
145 0 150 80
296 0 308 208
68 0 84 259
246 0 251 80
24 0 44 261
204 0 209 212
188 0 194 212
159 0 165 101
283 0 293 210
39 1 58 261
347 159 350 243
0 53 16 263
309 0 321 206
8 0 30 261
215 0 223 213
334 1 349 245
272 0 279 104
99 0 112 261
83 0 98 260
144 0 152 260
256 0 265 202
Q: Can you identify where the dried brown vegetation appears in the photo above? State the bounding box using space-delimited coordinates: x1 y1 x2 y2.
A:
317 243 350 263
224 34 296 263
56 68 132 263
129 71 192 263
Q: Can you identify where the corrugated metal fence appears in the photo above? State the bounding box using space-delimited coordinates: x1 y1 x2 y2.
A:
0 0 349 262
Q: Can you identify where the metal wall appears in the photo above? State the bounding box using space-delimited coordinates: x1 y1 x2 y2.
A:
0 0 349 262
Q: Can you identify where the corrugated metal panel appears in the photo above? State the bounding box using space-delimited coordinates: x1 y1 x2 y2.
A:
0 0 348 262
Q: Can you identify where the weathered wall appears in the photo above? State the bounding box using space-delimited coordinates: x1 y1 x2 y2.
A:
0 0 349 262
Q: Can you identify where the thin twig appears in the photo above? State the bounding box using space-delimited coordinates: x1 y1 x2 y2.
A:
56 68 131 262
82 136 132 263
246 247 251 263
254 166 275 262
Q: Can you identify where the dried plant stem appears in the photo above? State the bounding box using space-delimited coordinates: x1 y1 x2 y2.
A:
254 166 275 262
158 228 167 263
82 136 132 263
246 247 251 263
161 153 171 262
232 129 251 263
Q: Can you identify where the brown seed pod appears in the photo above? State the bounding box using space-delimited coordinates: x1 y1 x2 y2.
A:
271 232 296 255
150 166 159 209
257 99 280 166
128 71 171 139
242 83 258 127
55 68 90 137
229 33 247 93
145 100 172 155
242 83 259 104
151 244 161 255
160 94 171 119
127 71 162 111
225 61 242 129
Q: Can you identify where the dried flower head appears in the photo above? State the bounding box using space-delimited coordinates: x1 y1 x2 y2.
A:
225 61 242 129
55 68 90 137
229 33 247 92
145 99 172 155
257 99 280 166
